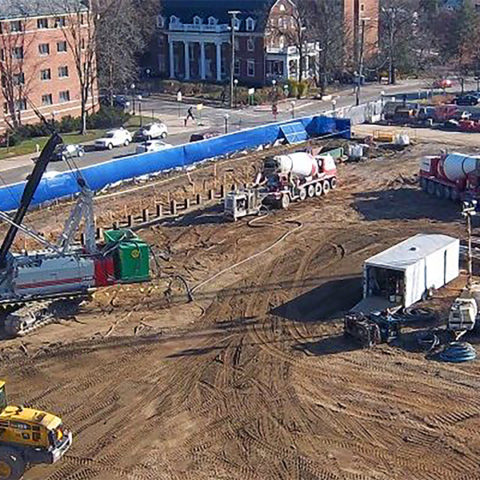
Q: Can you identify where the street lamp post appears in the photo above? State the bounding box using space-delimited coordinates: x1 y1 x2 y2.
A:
272 79 278 120
224 113 229 134
291 100 295 119
234 78 239 108
130 83 136 115
228 10 241 109
355 17 369 107
332 99 336 117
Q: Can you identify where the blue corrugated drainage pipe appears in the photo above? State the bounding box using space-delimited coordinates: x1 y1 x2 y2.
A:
439 342 476 363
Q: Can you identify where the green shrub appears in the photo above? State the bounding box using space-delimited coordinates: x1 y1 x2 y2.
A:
87 106 130 129
297 81 309 98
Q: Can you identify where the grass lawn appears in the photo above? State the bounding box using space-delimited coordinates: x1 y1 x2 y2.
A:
0 115 146 162
0 129 108 162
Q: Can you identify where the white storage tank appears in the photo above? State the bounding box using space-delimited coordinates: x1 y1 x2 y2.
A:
361 234 459 309
441 153 480 182
267 152 318 178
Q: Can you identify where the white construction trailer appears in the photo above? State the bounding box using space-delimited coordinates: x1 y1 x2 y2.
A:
352 234 459 312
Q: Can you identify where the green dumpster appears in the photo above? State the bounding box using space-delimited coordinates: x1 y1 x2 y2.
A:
104 229 150 282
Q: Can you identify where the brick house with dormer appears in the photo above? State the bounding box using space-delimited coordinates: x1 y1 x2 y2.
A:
155 0 378 86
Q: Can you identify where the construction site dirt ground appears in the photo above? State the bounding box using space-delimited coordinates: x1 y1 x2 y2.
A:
4 136 480 479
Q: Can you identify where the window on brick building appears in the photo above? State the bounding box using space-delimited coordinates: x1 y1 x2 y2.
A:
54 17 66 28
58 66 69 78
16 99 26 111
156 15 164 28
40 68 51 80
42 94 53 105
247 59 255 77
3 103 7 114
234 59 240 76
246 17 255 31
59 90 70 102
247 38 254 51
39 43 50 55
0 49 4 61
12 47 23 59
13 72 24 85
57 41 67 53
37 18 49 29
10 21 22 32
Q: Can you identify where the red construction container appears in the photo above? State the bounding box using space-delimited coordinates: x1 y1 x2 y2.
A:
94 256 115 287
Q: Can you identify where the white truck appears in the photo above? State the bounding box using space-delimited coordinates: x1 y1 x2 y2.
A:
224 151 337 221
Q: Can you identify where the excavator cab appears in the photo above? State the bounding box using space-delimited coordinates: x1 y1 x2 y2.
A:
0 380 72 480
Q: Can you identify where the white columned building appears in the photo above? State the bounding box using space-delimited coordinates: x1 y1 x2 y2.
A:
165 18 231 82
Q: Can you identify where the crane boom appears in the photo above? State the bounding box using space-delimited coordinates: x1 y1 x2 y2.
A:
0 133 62 268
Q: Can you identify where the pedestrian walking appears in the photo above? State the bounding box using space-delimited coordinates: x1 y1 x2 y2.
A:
184 106 195 126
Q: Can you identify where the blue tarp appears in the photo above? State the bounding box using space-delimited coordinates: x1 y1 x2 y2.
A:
0 114 350 212
280 122 308 144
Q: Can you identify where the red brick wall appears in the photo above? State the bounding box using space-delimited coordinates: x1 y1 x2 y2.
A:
265 0 298 50
344 0 379 67
234 34 265 85
0 14 98 133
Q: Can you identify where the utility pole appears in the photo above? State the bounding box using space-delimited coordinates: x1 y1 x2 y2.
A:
228 10 241 109
356 17 369 106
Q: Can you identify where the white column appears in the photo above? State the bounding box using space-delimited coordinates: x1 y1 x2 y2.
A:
169 40 175 79
184 41 190 80
216 42 222 82
200 42 206 80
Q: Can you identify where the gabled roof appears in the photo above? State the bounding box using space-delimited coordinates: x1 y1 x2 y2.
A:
0 0 88 21
161 0 278 31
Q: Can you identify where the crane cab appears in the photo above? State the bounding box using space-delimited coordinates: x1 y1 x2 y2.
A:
0 381 72 480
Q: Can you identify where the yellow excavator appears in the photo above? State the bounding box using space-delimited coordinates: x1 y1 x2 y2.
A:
0 381 71 479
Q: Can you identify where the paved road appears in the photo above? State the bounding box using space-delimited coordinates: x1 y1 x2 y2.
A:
0 79 433 186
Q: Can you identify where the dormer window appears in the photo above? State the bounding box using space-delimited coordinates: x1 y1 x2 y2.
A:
246 17 255 31
233 18 241 30
156 15 165 28
170 15 179 25
208 16 217 25
193 16 202 25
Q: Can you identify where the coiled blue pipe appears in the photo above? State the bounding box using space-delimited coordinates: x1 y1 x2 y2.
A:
440 342 476 363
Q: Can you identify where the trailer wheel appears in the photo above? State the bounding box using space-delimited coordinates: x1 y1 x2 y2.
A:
299 188 307 201
315 182 323 196
307 184 315 198
322 180 330 195
281 194 290 209
330 177 337 189
0 447 25 480
435 183 444 198
427 180 436 195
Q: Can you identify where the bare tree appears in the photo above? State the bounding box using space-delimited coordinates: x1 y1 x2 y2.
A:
53 0 98 134
96 0 159 105
380 0 419 84
0 15 44 129
306 0 345 96
266 1 310 83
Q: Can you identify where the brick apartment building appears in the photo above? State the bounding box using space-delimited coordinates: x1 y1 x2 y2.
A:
156 0 379 86
0 0 97 134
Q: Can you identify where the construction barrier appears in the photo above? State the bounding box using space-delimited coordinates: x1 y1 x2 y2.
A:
0 114 350 212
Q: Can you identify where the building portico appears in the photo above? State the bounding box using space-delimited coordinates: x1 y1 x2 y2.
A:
167 29 231 82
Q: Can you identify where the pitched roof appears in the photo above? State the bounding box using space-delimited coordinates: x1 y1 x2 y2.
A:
161 0 278 31
0 0 88 20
